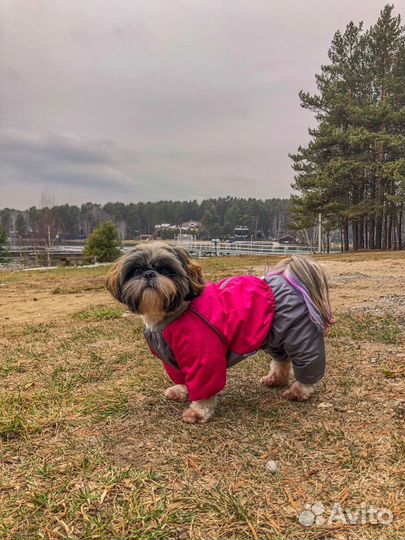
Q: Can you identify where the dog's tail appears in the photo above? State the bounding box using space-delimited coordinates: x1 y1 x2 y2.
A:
267 255 335 331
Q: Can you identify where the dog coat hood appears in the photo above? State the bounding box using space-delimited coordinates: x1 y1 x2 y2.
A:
144 275 276 401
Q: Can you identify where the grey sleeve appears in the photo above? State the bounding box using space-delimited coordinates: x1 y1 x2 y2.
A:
264 275 326 385
282 314 326 385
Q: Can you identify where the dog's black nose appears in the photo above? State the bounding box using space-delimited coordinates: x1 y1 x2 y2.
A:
143 270 156 279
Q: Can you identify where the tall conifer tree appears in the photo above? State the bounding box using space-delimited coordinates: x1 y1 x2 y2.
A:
290 5 404 250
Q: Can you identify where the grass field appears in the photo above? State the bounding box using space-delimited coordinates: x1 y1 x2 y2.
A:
0 251 404 539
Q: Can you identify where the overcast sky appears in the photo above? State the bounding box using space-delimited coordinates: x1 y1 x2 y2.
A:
0 0 402 210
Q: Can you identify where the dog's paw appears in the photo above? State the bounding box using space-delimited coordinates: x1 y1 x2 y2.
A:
164 385 188 402
283 382 314 402
182 398 216 423
182 407 207 423
260 372 289 387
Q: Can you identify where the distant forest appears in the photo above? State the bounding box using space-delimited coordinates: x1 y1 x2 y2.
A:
0 197 292 242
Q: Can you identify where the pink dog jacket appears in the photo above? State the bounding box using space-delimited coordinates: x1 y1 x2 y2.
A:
144 276 276 401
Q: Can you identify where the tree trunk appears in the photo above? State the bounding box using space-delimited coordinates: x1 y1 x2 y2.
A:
369 216 375 249
353 221 358 251
365 218 369 249
392 212 397 250
398 204 403 250
382 205 388 250
375 209 383 249
47 222 51 267
360 218 365 249
343 222 350 251
387 209 393 250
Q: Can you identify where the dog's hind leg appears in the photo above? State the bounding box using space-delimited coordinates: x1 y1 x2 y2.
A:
283 381 315 401
261 360 291 387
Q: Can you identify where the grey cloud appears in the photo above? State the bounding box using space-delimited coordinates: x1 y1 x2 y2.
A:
0 130 139 163
0 0 402 209
0 129 137 191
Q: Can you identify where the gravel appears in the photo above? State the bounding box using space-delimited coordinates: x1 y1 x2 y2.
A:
350 294 405 318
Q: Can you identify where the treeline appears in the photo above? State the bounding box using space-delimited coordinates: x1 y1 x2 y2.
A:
0 197 291 242
291 5 404 250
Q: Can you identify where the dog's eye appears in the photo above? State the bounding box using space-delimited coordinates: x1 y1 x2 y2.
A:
129 267 147 277
156 266 172 276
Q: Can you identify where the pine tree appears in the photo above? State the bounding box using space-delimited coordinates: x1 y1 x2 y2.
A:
366 5 405 248
290 5 404 250
202 202 220 239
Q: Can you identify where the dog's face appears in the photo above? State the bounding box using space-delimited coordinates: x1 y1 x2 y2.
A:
106 242 204 315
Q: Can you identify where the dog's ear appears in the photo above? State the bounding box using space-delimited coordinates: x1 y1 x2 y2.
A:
172 246 204 299
106 256 124 302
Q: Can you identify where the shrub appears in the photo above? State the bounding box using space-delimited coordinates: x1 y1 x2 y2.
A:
0 225 9 262
83 222 122 262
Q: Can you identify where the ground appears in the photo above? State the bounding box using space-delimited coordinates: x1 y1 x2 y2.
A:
0 251 404 539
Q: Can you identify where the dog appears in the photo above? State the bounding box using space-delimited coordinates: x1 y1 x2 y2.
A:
106 242 333 423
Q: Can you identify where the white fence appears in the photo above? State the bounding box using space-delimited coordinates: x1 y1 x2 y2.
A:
175 241 329 257
9 241 339 259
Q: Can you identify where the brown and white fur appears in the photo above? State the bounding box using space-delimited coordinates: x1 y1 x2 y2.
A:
106 242 316 423
260 361 315 401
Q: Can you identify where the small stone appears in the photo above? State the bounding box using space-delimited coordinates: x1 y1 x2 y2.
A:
318 402 333 409
334 405 347 412
299 510 315 527
266 460 278 474
393 400 405 417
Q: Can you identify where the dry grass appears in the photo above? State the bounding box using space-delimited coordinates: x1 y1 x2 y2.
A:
0 251 404 539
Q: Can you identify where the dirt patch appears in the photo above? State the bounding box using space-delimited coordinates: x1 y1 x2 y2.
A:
0 251 404 539
1 252 403 327
0 268 115 326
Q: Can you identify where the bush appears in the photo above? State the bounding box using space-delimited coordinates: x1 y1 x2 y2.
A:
83 222 122 262
0 226 9 262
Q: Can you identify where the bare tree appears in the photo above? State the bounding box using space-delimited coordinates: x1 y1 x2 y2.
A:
40 190 56 266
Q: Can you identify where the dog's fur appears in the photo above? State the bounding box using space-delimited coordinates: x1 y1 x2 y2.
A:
107 242 315 423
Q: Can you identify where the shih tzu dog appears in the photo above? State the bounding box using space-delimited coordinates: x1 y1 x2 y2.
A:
106 242 334 423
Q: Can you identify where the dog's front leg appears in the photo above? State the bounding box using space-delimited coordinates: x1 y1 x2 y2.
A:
164 384 188 402
182 396 216 423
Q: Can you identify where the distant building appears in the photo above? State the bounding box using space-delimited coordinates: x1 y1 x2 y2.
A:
181 220 202 230
279 235 297 244
154 223 177 231
234 225 249 240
